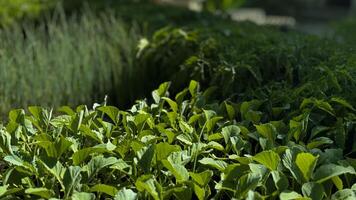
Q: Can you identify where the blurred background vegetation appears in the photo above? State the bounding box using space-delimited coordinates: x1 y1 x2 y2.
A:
0 0 356 118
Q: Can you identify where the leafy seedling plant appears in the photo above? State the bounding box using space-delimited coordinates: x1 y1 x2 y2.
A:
0 81 355 199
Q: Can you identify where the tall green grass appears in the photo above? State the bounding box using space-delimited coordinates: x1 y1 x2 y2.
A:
0 8 139 117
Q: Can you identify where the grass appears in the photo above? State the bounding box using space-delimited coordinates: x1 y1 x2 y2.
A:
0 7 139 117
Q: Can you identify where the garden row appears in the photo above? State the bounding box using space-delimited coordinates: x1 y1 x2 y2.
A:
0 1 355 199
0 81 355 199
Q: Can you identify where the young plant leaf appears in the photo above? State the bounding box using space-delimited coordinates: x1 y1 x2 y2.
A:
253 150 280 171
302 182 325 200
295 153 318 182
313 164 356 183
90 184 118 197
115 188 137 200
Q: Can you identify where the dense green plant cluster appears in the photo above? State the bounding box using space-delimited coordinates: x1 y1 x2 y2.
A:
136 23 356 116
0 9 138 117
0 2 356 198
0 0 57 26
0 81 355 199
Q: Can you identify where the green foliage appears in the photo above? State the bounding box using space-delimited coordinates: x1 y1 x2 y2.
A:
332 18 356 46
0 81 355 199
0 0 57 26
136 22 356 137
201 0 246 12
0 3 356 198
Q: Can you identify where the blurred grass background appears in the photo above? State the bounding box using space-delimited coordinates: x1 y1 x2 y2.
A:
0 6 138 117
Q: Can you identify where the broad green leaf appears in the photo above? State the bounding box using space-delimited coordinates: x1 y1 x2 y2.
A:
240 100 262 116
80 125 103 143
36 136 72 158
283 148 304 184
90 184 118 197
319 149 343 165
331 97 355 111
175 88 188 104
222 164 250 190
230 135 248 155
83 156 118 179
56 137 73 157
115 188 137 200
289 113 309 142
206 116 223 133
110 159 131 174
245 110 263 123
72 148 97 165
255 123 277 142
4 155 35 173
177 134 193 145
179 121 194 134
246 190 263 200
0 185 8 197
301 98 335 116
295 153 318 182
331 189 356 200
189 170 213 186
8 109 25 123
4 155 24 167
72 142 116 165
72 192 95 200
25 188 54 199
28 106 44 121
157 127 175 144
63 166 82 198
152 82 171 103
163 185 192 200
313 164 356 183
302 182 324 200
162 160 189 182
249 163 269 186
167 150 191 166
70 110 84 132
199 158 227 171
98 106 120 123
0 130 13 155
137 145 155 173
272 171 289 191
221 125 240 144
162 97 178 113
352 183 356 190
236 173 260 198
307 137 333 149
207 141 224 151
224 102 236 120
135 176 160 200
240 100 263 123
188 80 199 96
193 184 206 200
155 143 181 162
280 191 304 200
253 150 280 171
58 106 76 115
37 158 66 189
310 126 330 139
